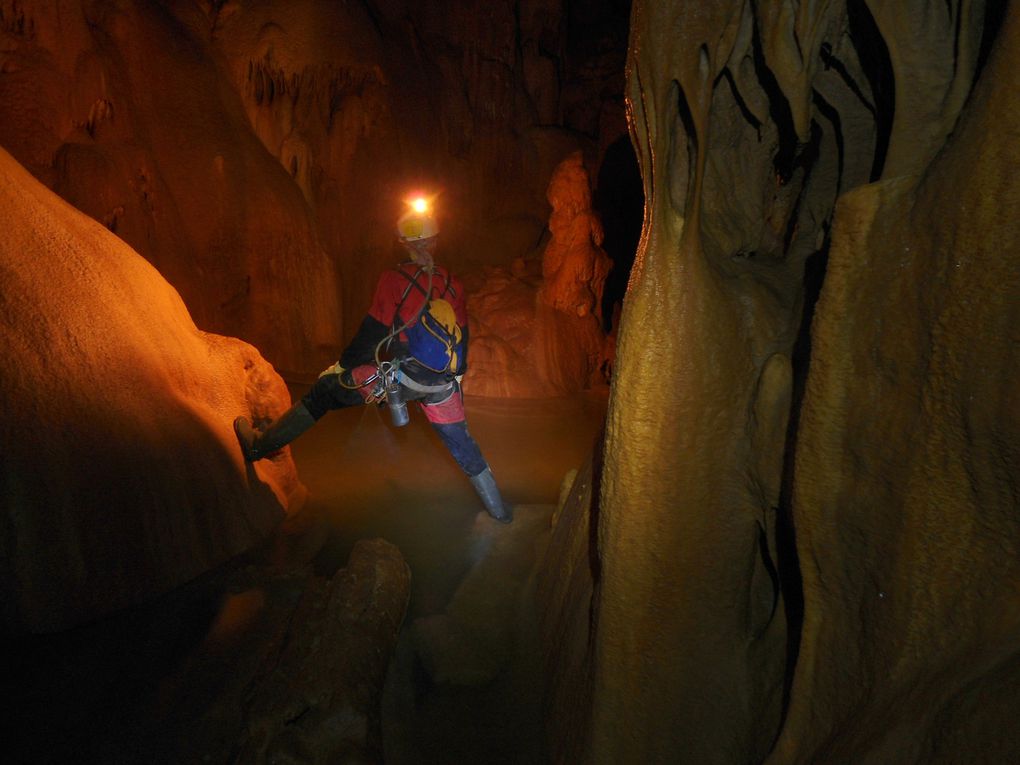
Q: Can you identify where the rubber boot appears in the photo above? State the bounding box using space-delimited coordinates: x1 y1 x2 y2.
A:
470 467 513 523
234 402 316 462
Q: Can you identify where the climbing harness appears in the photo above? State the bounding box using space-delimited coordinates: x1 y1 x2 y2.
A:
334 263 435 393
333 262 458 426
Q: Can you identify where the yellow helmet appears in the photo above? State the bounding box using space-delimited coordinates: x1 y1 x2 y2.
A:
397 196 439 241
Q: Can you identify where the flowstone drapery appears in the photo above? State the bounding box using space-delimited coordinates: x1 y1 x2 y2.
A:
537 2 1020 763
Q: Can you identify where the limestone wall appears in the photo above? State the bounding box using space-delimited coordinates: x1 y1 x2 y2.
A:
536 1 1019 762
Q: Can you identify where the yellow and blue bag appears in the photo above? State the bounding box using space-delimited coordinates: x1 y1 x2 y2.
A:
408 297 463 373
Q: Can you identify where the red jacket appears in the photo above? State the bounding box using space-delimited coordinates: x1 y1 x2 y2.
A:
340 262 468 376
368 263 467 338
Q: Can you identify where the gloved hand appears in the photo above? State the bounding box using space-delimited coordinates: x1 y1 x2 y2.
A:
318 362 345 379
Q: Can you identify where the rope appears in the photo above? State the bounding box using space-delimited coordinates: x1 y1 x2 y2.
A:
334 260 435 392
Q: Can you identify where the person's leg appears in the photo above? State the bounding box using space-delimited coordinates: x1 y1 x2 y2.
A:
234 402 316 462
422 387 512 523
429 419 487 475
234 365 373 462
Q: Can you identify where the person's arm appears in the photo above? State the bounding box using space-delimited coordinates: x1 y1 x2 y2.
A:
338 314 389 368
336 271 402 368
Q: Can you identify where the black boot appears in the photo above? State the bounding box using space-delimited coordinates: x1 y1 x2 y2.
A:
470 467 513 523
234 402 316 462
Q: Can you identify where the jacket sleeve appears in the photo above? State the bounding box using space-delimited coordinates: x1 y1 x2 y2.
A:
339 314 389 369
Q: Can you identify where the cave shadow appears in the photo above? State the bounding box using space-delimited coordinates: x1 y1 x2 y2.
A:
0 404 303 765
775 239 831 718
976 0 1009 81
594 134 644 333
845 0 894 181
0 548 250 764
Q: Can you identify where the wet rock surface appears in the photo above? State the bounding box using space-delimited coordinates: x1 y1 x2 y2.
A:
3 386 606 764
772 17 1020 759
285 389 606 764
6 1 1018 763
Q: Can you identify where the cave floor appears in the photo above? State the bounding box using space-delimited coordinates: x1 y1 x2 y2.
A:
4 388 606 764
289 387 608 764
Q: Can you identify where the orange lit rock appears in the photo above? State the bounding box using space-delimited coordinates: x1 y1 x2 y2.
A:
0 0 342 375
539 151 611 323
462 152 610 398
464 267 607 399
0 2 630 385
0 146 304 635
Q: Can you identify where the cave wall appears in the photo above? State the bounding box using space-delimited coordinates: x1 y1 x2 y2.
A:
0 0 629 378
770 7 1020 760
0 0 341 375
537 0 1018 763
0 145 302 634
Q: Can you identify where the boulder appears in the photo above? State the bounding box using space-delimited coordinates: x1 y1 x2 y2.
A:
0 146 304 635
234 539 410 765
